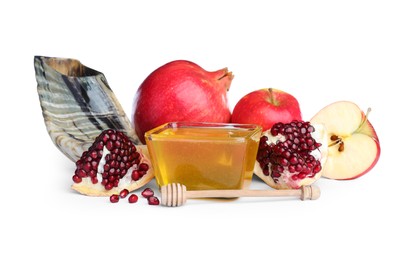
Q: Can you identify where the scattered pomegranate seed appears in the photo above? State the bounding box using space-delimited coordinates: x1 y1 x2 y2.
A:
148 196 160 205
110 194 120 203
128 194 138 203
108 188 159 205
119 189 129 198
141 188 154 198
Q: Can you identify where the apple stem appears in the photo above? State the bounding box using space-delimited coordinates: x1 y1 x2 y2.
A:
355 107 372 133
267 88 280 106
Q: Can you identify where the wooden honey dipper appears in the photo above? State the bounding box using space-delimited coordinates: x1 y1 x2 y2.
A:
160 183 320 207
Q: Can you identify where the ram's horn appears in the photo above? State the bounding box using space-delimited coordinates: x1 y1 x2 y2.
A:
34 56 140 162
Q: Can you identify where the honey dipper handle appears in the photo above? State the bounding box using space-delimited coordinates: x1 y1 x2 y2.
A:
186 185 320 201
160 183 320 206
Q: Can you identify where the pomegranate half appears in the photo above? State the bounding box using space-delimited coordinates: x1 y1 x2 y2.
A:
71 129 154 196
254 121 328 189
132 60 233 143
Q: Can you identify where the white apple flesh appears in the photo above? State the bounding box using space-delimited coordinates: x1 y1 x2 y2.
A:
310 101 380 180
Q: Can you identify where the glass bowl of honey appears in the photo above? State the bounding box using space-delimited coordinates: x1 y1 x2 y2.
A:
145 122 262 191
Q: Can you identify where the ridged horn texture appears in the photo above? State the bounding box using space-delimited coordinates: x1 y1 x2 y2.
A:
34 56 140 162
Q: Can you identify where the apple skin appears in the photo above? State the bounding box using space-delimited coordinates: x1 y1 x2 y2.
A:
354 115 381 178
341 111 380 180
310 101 380 180
132 60 233 144
231 88 302 131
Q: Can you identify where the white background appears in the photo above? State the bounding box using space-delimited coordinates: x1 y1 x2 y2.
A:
1 0 407 259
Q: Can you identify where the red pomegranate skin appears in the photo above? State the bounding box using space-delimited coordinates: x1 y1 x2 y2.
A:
132 60 233 143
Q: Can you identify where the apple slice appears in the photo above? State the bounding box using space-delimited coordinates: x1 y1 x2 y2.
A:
310 101 380 180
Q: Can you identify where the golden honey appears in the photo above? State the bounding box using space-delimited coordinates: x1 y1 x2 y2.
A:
145 122 262 190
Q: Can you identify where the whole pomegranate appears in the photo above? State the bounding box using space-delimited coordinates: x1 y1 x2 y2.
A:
254 120 328 189
132 60 233 143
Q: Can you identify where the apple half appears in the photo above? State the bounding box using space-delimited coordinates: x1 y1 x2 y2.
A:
310 101 380 180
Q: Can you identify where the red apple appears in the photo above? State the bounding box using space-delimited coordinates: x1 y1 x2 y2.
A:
231 88 302 131
310 101 380 180
132 60 233 144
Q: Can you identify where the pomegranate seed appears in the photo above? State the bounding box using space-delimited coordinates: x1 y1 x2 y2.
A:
131 170 140 181
272 172 281 178
76 169 87 178
260 135 268 142
91 161 98 170
119 162 126 169
114 140 121 148
72 175 82 183
83 162 92 172
88 170 97 178
90 150 98 159
138 163 149 171
96 141 104 150
89 177 97 184
279 158 289 166
119 189 129 198
105 183 113 190
110 194 120 203
106 141 113 151
298 173 306 179
128 194 138 203
141 188 154 198
262 167 269 176
109 160 116 168
147 196 160 205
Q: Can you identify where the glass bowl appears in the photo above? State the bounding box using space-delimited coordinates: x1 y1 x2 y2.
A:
145 122 262 190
